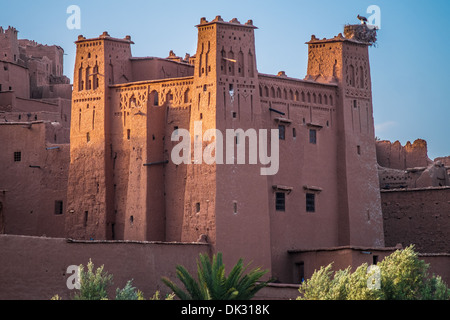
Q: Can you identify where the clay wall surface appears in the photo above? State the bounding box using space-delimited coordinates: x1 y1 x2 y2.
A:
420 254 450 286
376 139 431 170
381 187 450 253
0 62 30 99
0 122 69 237
130 57 194 82
0 235 209 300
258 74 341 282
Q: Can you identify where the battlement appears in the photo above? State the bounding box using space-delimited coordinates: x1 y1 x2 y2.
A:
75 32 134 44
196 15 257 29
306 24 377 46
0 26 18 37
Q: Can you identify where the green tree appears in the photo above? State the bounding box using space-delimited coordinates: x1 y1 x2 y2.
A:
297 246 449 300
161 252 272 300
378 245 449 300
297 263 382 300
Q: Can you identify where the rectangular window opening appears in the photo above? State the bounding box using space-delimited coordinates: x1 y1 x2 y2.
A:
373 255 379 265
279 125 285 140
196 202 201 213
306 193 315 213
309 129 317 144
54 201 63 215
295 262 305 284
276 192 286 212
14 151 22 162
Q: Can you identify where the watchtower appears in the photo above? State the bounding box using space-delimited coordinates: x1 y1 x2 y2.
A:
305 23 384 247
66 32 133 240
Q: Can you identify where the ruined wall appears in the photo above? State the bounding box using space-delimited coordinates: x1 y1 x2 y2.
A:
381 187 450 253
376 139 431 170
0 234 209 300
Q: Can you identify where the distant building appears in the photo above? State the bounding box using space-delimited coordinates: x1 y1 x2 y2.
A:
0 26 71 237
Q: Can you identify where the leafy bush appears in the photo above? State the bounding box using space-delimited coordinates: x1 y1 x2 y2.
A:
297 263 382 300
53 259 173 300
297 246 450 300
161 252 272 300
73 259 113 300
115 279 145 300
378 246 449 300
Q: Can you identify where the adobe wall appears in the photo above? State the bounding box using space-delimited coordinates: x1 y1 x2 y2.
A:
0 234 209 300
376 139 431 170
381 187 450 253
130 57 194 82
0 62 30 98
0 122 69 237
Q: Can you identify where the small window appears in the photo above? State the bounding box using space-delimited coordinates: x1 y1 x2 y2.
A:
196 202 201 213
233 201 238 214
276 192 286 212
278 125 285 140
295 262 305 284
306 193 315 213
84 211 88 227
127 129 131 140
232 112 237 118
86 132 90 143
54 201 63 215
14 151 22 162
293 128 297 138
357 145 361 155
373 255 379 265
309 129 317 144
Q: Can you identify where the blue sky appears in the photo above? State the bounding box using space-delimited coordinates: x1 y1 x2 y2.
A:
1 0 449 159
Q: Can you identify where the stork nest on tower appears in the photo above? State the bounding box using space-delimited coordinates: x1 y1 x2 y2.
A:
344 24 378 46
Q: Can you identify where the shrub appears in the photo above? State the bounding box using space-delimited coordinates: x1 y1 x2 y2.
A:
297 246 450 300
73 259 113 300
161 252 272 300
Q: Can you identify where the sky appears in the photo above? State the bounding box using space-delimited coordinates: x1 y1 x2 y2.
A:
1 0 449 159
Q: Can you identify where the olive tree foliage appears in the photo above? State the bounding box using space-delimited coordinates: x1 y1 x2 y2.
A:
297 246 449 300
